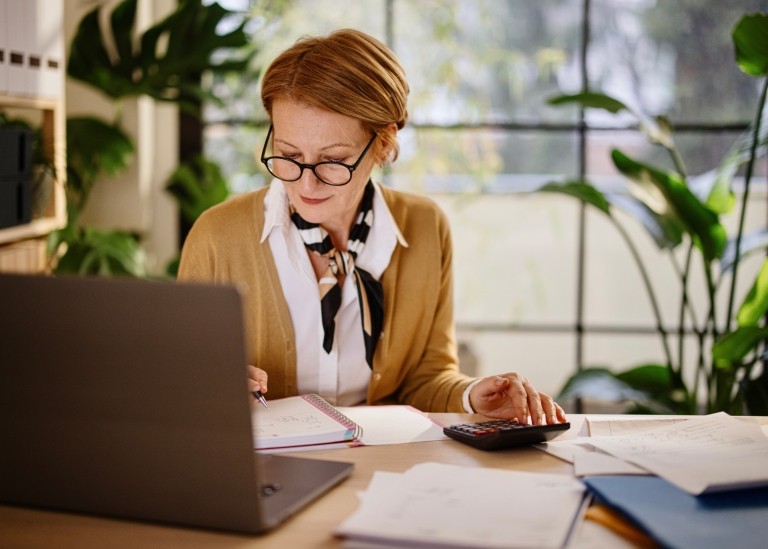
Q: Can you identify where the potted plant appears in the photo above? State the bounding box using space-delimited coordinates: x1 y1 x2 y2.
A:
541 12 768 415
49 0 255 276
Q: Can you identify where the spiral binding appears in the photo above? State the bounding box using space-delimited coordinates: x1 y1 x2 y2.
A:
303 394 364 441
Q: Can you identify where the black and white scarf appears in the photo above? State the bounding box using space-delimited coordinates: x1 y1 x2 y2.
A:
290 181 383 368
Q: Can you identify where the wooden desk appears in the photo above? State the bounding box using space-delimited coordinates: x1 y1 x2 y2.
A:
0 414 677 548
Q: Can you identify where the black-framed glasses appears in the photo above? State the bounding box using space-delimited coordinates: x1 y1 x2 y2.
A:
260 125 377 186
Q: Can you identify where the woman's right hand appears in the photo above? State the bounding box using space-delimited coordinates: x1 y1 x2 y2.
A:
247 365 268 401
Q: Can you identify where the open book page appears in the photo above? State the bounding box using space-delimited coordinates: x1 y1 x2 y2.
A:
336 462 588 549
335 405 447 445
252 394 361 450
587 412 768 494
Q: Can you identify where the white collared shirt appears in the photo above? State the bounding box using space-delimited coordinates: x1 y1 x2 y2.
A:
260 180 405 406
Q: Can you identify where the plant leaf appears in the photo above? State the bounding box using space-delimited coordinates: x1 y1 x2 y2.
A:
556 366 683 413
538 180 685 250
66 116 134 209
546 92 629 113
712 326 768 365
54 228 146 277
557 367 647 402
110 0 137 77
737 259 768 326
688 169 736 215
614 363 690 413
67 0 256 110
66 7 116 94
165 156 230 224
611 149 727 262
705 107 768 214
537 180 611 214
733 13 768 77
606 192 684 250
615 364 677 394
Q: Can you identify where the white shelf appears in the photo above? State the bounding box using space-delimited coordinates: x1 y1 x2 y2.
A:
0 96 66 251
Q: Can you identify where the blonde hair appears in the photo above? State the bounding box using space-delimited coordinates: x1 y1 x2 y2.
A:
260 28 409 163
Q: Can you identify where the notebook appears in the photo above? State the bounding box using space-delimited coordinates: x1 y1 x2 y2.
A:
253 394 363 450
0 273 354 534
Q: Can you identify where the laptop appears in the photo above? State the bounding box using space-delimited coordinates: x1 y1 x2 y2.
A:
0 273 353 534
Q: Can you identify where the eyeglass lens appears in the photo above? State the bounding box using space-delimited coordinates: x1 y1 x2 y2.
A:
265 158 351 185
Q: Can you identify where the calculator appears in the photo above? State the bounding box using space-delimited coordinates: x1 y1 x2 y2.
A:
443 419 570 451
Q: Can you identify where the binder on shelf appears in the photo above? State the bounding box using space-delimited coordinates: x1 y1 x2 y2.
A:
0 126 33 230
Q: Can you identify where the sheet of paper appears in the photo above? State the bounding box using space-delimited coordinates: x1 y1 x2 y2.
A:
588 412 768 494
573 450 647 477
537 438 647 476
336 462 587 549
536 438 595 464
587 417 691 437
336 405 447 445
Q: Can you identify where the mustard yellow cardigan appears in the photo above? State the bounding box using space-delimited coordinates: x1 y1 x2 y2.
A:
177 184 473 412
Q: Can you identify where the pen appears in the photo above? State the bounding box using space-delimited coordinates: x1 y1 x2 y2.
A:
253 390 269 409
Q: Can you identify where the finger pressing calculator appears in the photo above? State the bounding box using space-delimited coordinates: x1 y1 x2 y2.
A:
443 419 570 451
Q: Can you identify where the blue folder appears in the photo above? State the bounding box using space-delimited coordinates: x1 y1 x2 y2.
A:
583 475 768 549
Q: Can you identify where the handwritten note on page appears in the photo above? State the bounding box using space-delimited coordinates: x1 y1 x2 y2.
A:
336 462 587 549
587 412 768 494
252 395 359 449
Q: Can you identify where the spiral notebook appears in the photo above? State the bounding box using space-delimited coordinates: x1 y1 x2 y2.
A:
252 394 363 451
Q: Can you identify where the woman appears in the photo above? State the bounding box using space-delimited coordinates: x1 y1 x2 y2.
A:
178 28 566 425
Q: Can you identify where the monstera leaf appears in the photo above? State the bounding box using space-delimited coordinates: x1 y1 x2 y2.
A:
67 0 255 111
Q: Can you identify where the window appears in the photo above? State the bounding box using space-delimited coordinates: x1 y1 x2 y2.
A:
202 0 768 406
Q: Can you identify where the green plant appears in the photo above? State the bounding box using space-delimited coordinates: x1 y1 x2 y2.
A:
47 116 142 276
50 0 255 277
163 155 230 277
541 12 768 415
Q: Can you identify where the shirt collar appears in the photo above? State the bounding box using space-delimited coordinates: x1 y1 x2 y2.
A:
260 179 291 243
260 179 409 250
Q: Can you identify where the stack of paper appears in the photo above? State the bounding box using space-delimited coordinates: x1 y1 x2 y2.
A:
585 412 768 495
538 412 768 548
540 412 768 493
336 462 587 549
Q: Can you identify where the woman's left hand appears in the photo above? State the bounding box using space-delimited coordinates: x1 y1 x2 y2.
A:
468 373 566 425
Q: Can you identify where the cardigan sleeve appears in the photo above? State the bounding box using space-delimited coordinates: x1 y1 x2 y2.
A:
369 189 474 412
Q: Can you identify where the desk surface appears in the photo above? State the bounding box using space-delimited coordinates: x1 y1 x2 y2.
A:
6 413 759 549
